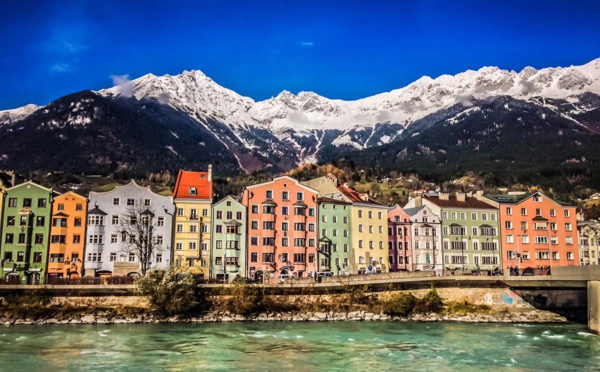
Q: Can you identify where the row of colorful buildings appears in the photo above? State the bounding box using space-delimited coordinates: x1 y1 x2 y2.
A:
0 168 591 284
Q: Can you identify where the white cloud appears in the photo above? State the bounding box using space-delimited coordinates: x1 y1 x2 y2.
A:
50 63 71 73
110 74 135 98
298 41 314 47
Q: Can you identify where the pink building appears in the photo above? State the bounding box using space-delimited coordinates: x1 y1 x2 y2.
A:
388 205 412 271
242 176 319 281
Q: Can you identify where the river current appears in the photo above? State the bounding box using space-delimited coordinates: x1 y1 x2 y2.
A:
0 322 598 371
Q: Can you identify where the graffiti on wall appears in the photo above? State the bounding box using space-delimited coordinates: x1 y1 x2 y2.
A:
483 291 531 307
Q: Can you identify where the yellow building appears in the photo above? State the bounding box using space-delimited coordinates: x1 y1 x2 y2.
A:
172 167 213 278
338 185 389 274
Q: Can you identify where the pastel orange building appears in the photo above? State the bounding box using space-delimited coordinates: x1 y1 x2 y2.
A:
48 191 87 280
485 191 578 275
242 176 318 281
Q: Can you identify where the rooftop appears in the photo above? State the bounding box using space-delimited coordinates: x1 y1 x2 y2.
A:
173 170 213 200
424 195 496 210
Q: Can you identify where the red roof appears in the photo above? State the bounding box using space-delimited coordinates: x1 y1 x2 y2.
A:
337 185 384 205
173 170 213 199
424 195 496 209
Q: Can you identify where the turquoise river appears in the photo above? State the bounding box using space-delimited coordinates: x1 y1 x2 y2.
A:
0 322 598 371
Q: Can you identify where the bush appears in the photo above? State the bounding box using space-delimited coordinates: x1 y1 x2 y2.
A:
136 267 208 316
414 287 444 314
380 293 418 317
445 299 491 315
222 284 298 316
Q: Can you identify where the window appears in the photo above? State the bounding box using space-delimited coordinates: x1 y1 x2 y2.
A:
5 234 13 244
251 221 258 230
442 212 448 219
294 238 306 247
506 207 512 215
280 206 289 216
368 211 373 219
294 222 305 231
564 210 570 218
33 252 42 263
156 254 163 263
506 235 514 243
157 216 164 227
50 253 65 263
282 191 289 200
236 212 242 220
460 212 466 220
215 257 223 266
266 190 273 199
480 227 495 236
53 218 67 227
127 198 135 206
491 214 497 221
88 215 104 226
296 192 303 201
451 241 467 250
533 195 541 202
369 226 373 233
522 235 529 244
263 237 275 246
176 224 183 233
73 217 82 227
176 242 183 251
567 252 574 260
472 227 478 236
471 212 477 221
226 211 233 220
263 205 275 214
88 235 104 244
521 208 527 216
566 236 573 245
6 216 15 226
535 208 541 217
552 252 559 260
8 198 17 207
113 198 120 206
550 209 556 217
37 198 47 208
189 242 197 250
262 253 275 262
521 222 528 230
251 253 258 262
189 187 197 196
51 235 66 244
358 210 363 218
57 203 65 211
251 237 258 246
551 236 558 245
129 254 136 262
535 236 548 244
522 251 530 260
35 233 44 244
343 216 348 224
505 221 513 229
565 223 572 231
263 221 275 230
23 198 32 208
177 208 184 216
226 225 237 234
19 216 27 226
157 236 164 245
309 208 315 216
111 234 118 243
481 243 497 251
281 237 289 246
535 251 549 260
294 207 305 216
451 212 457 220
481 213 487 221
309 223 316 232
190 225 197 233
36 216 45 226
251 205 259 214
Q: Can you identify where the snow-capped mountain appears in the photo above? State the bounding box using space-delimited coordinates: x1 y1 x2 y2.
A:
1 58 599 176
0 104 41 127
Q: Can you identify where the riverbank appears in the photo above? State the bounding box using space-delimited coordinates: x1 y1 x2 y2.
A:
1 307 571 326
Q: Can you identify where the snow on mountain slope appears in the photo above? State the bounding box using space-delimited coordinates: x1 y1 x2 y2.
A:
0 104 41 127
3 58 600 168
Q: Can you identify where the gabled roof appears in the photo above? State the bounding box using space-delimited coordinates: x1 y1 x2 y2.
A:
484 191 575 208
6 180 52 193
88 206 107 216
424 195 496 210
53 191 86 201
213 195 243 208
337 185 384 206
52 212 69 217
404 206 425 216
244 175 319 194
173 170 213 200
318 196 351 205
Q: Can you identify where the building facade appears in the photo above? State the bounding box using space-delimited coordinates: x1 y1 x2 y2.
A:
578 220 600 266
47 192 87 280
338 185 389 274
210 196 247 281
409 193 502 274
242 176 319 281
318 197 352 275
388 205 412 272
1 181 53 284
172 168 213 278
485 191 578 275
405 205 442 275
85 181 174 277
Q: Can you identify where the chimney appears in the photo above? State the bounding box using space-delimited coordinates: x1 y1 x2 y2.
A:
439 193 449 201
414 196 422 207
456 192 466 202
474 190 484 201
208 164 212 182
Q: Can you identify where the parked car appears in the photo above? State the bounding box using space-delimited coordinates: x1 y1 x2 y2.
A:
317 272 334 277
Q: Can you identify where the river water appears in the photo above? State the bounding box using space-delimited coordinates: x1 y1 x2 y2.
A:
0 322 598 371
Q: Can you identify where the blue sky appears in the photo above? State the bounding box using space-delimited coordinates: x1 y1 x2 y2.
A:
1 0 599 110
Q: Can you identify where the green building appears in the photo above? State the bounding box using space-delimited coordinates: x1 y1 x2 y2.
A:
407 192 502 274
318 197 353 275
210 196 247 281
1 181 53 284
